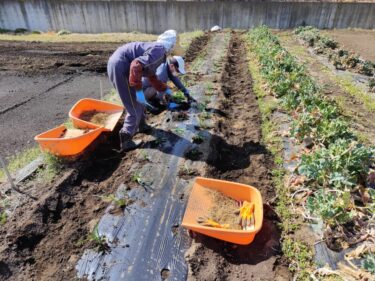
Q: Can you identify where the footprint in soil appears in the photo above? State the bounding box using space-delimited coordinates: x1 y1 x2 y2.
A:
190 205 281 265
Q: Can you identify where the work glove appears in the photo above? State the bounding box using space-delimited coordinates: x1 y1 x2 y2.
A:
136 90 156 109
236 201 255 230
164 88 173 96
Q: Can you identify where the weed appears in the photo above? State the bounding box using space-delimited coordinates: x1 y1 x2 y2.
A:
0 147 41 181
282 238 313 279
57 29 71 36
0 211 6 225
14 28 28 34
41 152 63 181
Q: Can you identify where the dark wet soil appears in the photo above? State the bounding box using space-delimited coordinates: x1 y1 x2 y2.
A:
184 32 211 63
186 32 291 281
0 41 121 75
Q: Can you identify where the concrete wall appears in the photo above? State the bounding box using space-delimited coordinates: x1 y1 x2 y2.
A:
0 0 374 33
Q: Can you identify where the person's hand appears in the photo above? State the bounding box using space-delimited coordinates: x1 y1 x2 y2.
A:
164 88 173 96
184 90 196 103
136 90 156 109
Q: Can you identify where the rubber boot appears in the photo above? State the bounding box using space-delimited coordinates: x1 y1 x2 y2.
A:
119 132 142 152
138 119 152 133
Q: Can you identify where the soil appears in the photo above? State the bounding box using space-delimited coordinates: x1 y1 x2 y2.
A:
186 32 291 281
79 110 110 126
322 29 375 62
0 41 122 76
206 188 242 230
184 32 211 63
279 33 375 146
0 31 209 281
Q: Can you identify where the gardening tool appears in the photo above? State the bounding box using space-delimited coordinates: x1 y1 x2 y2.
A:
236 201 255 230
197 216 230 229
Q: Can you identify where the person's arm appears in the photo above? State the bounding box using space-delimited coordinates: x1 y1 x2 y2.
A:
169 74 189 96
129 46 168 91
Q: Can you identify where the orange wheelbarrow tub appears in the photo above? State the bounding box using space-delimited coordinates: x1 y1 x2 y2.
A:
182 177 263 245
69 98 124 132
34 125 104 157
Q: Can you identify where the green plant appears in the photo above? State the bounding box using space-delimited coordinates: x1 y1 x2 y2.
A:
132 172 153 189
89 224 109 253
0 211 7 225
31 30 42 34
101 194 132 209
298 140 374 189
57 29 71 36
362 253 375 275
171 91 186 103
306 190 354 226
139 150 151 161
172 127 185 135
14 28 28 34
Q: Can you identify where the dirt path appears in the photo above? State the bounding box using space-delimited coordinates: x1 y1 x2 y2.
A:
278 32 375 146
185 32 290 281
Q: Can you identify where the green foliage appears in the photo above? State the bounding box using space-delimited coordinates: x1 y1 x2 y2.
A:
14 28 28 34
298 140 374 190
171 91 186 103
282 238 312 279
0 211 7 225
101 194 131 209
306 190 354 226
57 29 71 36
362 253 375 275
31 30 42 34
89 224 109 253
192 133 205 144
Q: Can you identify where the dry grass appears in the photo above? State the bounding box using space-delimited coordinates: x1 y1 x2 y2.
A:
0 30 203 47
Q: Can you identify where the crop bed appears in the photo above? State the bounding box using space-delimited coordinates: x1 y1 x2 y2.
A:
0 27 374 281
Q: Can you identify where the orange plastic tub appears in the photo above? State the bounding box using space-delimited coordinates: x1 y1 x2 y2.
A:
182 177 263 245
69 98 124 131
34 125 104 157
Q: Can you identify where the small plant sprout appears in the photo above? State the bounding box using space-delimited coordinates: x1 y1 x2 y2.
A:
132 172 153 190
172 127 185 135
0 211 7 225
139 150 151 161
101 194 132 209
89 224 110 253
178 164 198 177
192 133 205 144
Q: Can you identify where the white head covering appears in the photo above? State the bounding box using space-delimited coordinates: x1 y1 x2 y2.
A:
157 30 177 52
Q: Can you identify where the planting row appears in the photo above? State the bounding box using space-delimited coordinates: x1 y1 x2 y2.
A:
248 26 374 275
294 26 375 92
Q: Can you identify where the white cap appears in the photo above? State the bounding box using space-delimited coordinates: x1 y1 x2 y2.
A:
157 30 177 52
173 56 186 74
